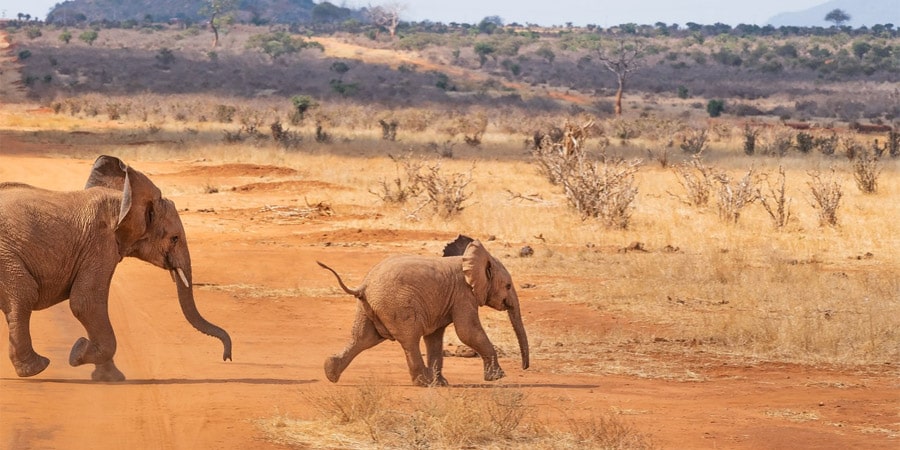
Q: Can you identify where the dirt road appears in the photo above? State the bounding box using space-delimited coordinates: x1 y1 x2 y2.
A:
1 142 897 449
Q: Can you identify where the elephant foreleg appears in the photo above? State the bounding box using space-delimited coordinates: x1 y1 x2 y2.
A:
68 291 124 382
325 309 385 383
423 326 448 386
454 316 505 382
4 307 50 377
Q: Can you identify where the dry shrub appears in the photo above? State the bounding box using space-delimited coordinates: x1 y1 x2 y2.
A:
678 127 708 154
757 165 793 229
758 127 794 156
534 121 639 228
371 153 473 218
560 413 654 450
671 154 716 207
714 168 758 224
851 148 881 194
808 167 843 227
416 161 475 218
370 153 425 204
266 385 653 450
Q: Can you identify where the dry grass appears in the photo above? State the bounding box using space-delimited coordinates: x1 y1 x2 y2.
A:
260 382 653 449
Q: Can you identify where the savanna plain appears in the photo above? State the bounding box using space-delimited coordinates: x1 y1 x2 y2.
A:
1 21 899 450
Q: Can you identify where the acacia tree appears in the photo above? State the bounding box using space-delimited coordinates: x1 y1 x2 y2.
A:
825 8 851 27
595 37 646 116
201 0 237 48
368 2 405 39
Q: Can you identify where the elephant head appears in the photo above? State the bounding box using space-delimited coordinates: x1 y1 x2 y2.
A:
84 155 232 361
455 236 530 371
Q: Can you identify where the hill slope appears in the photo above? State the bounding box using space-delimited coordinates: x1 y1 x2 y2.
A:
768 0 900 27
45 0 358 25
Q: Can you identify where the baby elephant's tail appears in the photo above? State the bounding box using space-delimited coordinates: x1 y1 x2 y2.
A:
317 261 362 298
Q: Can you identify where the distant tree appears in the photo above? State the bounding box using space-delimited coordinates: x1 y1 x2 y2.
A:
79 30 98 46
312 2 352 23
59 30 72 44
851 41 871 59
368 2 405 39
478 15 503 34
200 0 237 48
594 37 646 116
825 9 851 27
246 31 324 61
473 41 496 67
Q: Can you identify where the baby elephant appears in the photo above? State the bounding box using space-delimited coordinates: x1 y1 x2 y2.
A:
318 235 529 386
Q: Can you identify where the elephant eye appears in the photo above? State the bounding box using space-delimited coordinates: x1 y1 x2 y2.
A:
171 235 179 245
506 283 512 290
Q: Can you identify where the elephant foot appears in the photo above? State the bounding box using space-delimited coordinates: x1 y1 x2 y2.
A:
91 361 125 382
484 366 506 382
324 356 342 383
13 353 50 377
69 337 94 366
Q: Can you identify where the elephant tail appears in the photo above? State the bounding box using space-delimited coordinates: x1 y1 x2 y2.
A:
317 261 363 298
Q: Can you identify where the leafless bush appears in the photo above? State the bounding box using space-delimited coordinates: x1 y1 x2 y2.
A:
714 169 759 224
852 148 881 194
808 168 843 227
270 121 302 150
815 133 839 156
742 125 760 156
671 154 717 207
646 147 670 168
888 131 900 158
426 140 456 158
314 121 331 143
533 120 594 185
566 157 640 228
378 119 398 141
759 128 793 156
534 120 638 228
757 166 793 229
679 127 708 154
414 161 475 218
369 153 424 204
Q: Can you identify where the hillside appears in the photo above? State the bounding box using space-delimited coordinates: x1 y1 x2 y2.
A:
45 0 359 25
768 0 900 27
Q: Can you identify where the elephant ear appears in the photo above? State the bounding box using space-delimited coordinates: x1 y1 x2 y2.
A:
85 155 163 250
85 155 132 226
443 234 475 257
462 240 493 306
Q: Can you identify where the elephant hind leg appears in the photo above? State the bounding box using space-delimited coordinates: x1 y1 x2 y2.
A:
326 311 385 383
4 308 50 377
424 326 448 386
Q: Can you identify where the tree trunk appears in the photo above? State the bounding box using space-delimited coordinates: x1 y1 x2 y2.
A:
614 76 625 116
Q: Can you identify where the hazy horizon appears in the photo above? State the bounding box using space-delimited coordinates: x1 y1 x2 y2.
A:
0 0 840 27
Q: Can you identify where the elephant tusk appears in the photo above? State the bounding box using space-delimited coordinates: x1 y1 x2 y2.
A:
175 268 190 288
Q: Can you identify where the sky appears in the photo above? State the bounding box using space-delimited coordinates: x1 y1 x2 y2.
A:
2 0 828 27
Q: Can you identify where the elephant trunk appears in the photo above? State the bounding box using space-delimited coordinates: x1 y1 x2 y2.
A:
173 262 232 361
507 289 529 370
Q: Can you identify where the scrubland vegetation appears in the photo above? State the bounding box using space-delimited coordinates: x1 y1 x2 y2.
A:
2 16 898 448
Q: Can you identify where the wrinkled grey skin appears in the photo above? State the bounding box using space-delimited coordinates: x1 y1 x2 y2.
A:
318 235 529 386
0 155 231 381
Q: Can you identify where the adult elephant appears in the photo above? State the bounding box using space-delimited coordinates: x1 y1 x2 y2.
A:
0 155 231 381
317 235 529 386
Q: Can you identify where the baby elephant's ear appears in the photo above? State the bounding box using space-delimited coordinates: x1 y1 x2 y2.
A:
85 155 128 190
443 234 475 257
462 240 492 305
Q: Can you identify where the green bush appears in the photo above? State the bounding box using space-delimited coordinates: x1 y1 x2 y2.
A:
706 99 725 117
